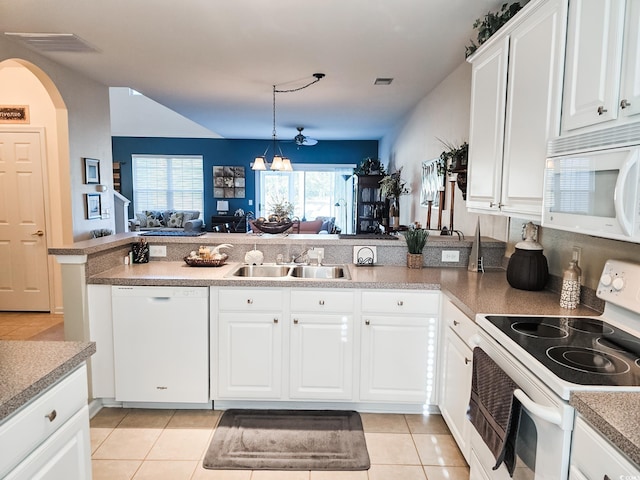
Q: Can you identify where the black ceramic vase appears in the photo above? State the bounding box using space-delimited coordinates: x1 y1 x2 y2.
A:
506 248 549 291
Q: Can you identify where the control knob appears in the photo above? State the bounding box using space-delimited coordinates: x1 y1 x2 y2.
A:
612 277 625 291
600 274 613 287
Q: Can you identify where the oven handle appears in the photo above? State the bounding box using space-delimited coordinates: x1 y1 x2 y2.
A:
514 389 562 426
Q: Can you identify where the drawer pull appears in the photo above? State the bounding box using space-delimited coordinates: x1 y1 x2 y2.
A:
273 318 279 324
453 320 460 326
319 300 325 306
465 358 471 365
365 319 370 325
597 105 608 115
293 318 299 324
247 298 253 304
397 300 404 306
45 410 57 422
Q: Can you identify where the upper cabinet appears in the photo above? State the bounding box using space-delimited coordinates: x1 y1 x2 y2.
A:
561 0 640 133
467 0 567 219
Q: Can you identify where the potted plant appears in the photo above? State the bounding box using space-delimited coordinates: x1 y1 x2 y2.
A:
379 167 410 229
404 228 429 269
438 139 469 173
354 157 385 176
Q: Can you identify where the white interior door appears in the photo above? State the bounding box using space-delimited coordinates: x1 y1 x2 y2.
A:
0 131 50 311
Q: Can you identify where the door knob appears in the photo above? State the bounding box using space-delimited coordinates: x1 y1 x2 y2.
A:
31 230 44 236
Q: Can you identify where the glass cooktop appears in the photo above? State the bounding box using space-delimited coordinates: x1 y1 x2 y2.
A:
484 316 640 387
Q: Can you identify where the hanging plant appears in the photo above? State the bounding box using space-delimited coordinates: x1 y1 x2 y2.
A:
465 2 523 57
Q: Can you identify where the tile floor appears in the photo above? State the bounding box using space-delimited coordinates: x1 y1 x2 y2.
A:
2 312 470 479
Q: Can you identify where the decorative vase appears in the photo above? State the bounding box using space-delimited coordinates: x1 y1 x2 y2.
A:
506 222 549 291
389 197 400 230
407 253 423 269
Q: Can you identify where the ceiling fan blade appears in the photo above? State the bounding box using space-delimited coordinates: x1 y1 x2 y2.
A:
302 137 318 146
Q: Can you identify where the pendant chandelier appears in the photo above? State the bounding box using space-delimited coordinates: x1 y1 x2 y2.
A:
252 73 325 171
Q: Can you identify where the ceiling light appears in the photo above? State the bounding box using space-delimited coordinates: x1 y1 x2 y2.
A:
374 78 394 85
252 73 325 171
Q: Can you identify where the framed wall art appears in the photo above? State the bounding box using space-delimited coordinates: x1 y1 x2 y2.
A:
84 157 100 184
86 193 102 220
213 166 245 198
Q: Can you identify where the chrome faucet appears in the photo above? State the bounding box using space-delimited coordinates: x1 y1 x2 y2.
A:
291 249 309 264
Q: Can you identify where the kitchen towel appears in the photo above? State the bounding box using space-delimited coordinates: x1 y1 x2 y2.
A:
468 347 522 475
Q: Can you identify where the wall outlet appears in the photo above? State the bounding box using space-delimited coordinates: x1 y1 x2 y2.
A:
149 245 167 257
442 250 460 262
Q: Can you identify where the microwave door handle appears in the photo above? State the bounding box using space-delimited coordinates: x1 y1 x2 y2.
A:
513 389 563 426
614 150 639 236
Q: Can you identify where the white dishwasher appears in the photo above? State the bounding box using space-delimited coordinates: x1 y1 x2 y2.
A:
111 286 209 404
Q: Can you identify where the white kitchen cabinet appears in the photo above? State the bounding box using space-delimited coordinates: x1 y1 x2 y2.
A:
561 0 633 132
215 287 284 399
289 289 355 400
0 366 91 480
467 0 567 219
360 290 439 403
569 416 640 479
438 297 478 463
111 286 209 403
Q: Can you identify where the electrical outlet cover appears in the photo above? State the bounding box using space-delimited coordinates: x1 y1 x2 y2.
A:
353 246 377 265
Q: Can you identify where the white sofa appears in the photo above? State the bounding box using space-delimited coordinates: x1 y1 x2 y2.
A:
131 210 204 232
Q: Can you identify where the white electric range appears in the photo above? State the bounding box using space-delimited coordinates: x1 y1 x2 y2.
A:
471 259 640 480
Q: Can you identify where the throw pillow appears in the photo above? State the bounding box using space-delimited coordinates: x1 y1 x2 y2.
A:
144 210 164 228
135 213 147 228
166 211 184 228
182 211 199 223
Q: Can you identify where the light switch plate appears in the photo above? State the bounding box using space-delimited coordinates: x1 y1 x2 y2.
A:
353 246 377 265
442 250 460 262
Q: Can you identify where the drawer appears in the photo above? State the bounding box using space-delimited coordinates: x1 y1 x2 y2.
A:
0 365 88 478
218 287 284 311
442 297 478 345
570 416 640 480
290 289 355 313
361 290 439 315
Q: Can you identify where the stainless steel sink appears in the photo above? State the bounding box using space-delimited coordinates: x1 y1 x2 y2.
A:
227 264 351 280
230 265 291 278
289 265 350 279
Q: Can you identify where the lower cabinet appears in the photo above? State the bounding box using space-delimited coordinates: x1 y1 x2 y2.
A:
112 286 209 403
439 297 478 463
0 366 91 480
360 290 439 403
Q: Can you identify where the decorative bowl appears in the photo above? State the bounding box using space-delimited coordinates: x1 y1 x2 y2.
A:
183 253 228 267
252 221 295 234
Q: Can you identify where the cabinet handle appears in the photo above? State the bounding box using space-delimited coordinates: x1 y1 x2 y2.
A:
453 320 460 326
620 99 631 109
156 386 168 390
604 475 612 480
293 318 299 324
273 318 278 324
45 410 57 422
465 358 471 365
397 300 404 306
597 105 608 115
319 300 325 306
365 319 370 325
247 298 253 304
489 202 496 208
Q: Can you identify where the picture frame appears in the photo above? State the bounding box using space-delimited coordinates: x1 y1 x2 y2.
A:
213 166 245 198
84 157 100 184
420 158 445 208
86 193 102 220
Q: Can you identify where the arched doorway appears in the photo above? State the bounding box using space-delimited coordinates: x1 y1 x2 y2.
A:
0 59 71 313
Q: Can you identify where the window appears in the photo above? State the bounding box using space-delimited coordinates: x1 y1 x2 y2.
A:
257 164 355 233
132 155 203 213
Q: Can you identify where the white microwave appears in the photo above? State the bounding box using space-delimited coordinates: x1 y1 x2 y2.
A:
542 146 640 243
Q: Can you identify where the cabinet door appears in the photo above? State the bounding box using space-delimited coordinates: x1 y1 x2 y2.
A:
620 0 640 118
467 37 509 213
562 0 626 131
112 288 209 403
289 314 354 400
217 312 282 399
501 0 566 218
360 315 432 402
440 327 473 462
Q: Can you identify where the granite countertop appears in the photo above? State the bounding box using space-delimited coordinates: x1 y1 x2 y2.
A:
0 340 96 422
570 392 640 466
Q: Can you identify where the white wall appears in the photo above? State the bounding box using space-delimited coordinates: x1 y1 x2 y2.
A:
380 62 508 240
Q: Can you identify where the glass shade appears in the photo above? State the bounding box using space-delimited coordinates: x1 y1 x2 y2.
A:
271 155 284 171
282 158 293 171
252 156 267 170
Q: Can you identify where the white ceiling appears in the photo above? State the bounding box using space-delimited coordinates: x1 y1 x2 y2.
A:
0 0 506 141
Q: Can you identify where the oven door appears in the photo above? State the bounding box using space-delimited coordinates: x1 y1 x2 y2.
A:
470 331 575 480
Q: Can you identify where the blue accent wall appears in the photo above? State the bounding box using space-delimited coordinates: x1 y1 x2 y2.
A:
112 136 378 226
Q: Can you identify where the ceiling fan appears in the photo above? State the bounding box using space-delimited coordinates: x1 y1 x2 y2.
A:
294 127 318 146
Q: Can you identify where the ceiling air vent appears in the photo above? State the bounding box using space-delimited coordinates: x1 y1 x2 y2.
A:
3 33 99 53
374 78 394 86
